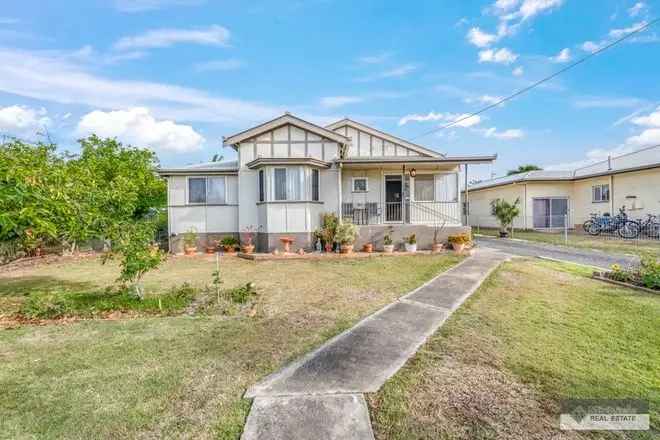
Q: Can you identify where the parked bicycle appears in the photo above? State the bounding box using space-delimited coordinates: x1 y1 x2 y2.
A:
585 206 640 239
635 214 660 239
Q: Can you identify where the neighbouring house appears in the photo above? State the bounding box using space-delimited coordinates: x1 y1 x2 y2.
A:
465 145 660 230
158 113 496 253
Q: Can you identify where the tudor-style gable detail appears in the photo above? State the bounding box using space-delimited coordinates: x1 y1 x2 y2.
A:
325 118 443 159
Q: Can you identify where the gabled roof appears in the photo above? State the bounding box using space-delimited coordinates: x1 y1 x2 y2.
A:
325 118 444 158
468 144 660 191
158 160 239 176
223 113 349 148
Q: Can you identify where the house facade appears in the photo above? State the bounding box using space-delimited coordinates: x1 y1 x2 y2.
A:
465 145 660 230
159 113 495 253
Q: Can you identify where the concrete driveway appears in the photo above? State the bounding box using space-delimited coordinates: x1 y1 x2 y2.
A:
475 236 639 270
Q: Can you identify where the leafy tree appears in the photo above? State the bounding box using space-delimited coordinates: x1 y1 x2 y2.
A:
506 164 542 176
490 198 521 235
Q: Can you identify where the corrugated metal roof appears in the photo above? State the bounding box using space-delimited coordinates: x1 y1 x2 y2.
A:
158 160 239 174
468 144 660 191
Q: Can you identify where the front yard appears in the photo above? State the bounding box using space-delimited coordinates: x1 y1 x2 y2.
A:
477 227 660 258
369 259 660 439
0 253 461 439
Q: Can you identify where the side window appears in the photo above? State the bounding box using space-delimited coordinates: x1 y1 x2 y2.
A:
188 177 206 204
592 184 610 202
352 177 368 192
312 169 320 201
207 177 226 204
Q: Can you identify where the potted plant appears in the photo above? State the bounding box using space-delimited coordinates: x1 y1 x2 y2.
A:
241 225 259 254
335 221 359 254
490 198 521 238
448 233 471 254
363 227 373 253
404 234 417 253
205 239 218 254
320 212 338 253
432 220 446 253
183 228 198 255
383 227 394 253
220 236 239 253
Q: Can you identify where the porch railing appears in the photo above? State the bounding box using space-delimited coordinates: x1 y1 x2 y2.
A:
342 201 461 225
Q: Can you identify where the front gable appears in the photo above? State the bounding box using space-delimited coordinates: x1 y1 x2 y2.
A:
325 119 443 159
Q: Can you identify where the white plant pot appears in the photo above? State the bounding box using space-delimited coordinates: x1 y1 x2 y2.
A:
383 244 394 253
404 243 417 253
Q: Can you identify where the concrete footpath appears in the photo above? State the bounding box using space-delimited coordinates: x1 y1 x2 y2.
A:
241 249 509 440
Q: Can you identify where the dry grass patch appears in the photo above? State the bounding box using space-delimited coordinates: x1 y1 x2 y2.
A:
368 259 659 440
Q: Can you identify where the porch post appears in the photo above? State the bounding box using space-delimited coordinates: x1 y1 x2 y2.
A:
464 164 469 226
337 162 343 224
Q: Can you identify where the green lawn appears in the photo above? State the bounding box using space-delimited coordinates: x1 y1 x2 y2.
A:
368 259 660 439
0 253 461 439
477 227 660 258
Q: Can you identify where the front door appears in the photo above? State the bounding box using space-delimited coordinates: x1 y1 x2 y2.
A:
385 175 403 222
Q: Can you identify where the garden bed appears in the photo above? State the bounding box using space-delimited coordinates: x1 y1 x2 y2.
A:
593 272 659 294
236 249 456 261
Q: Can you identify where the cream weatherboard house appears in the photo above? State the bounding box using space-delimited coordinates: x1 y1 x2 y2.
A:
159 113 495 253
465 144 660 230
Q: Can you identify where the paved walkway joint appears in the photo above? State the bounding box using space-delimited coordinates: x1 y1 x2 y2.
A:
241 248 509 440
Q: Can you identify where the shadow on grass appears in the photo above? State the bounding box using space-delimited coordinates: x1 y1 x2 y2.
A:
0 276 98 297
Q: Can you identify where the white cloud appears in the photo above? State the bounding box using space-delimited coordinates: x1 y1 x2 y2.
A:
0 105 51 138
628 2 647 18
465 95 504 105
494 0 520 12
380 64 418 78
480 127 525 139
62 112 72 120
630 107 660 127
114 25 230 50
76 107 204 153
574 96 643 109
0 47 282 125
320 96 364 108
398 111 481 127
512 66 524 76
467 27 497 48
550 47 571 63
193 59 243 72
357 52 392 64
580 40 604 53
114 0 203 13
609 21 647 39
478 47 518 64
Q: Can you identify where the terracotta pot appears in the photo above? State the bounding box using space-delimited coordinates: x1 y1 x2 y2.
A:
404 243 417 253
432 243 444 253
363 243 373 253
452 242 466 254
324 243 333 253
340 244 354 254
242 244 255 254
383 244 394 253
205 246 216 254
184 246 197 256
223 245 236 253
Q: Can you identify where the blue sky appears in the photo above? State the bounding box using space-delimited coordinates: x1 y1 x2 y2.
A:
0 0 659 180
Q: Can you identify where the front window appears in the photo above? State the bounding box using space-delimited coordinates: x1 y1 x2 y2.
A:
312 169 320 201
414 175 434 201
258 170 265 202
352 177 368 192
592 184 609 202
436 173 458 202
188 176 226 204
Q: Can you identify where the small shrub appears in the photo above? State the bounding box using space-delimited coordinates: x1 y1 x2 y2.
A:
608 264 632 282
639 256 660 289
335 221 359 245
183 228 198 247
228 282 257 304
220 236 239 247
448 233 471 245
404 234 416 244
21 294 68 319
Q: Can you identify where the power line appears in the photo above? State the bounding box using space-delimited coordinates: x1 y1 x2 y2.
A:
412 18 660 140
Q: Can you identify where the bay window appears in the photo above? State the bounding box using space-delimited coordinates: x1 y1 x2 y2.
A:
273 166 304 201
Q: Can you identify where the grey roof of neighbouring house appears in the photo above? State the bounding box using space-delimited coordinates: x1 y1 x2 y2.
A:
157 160 239 175
468 144 660 191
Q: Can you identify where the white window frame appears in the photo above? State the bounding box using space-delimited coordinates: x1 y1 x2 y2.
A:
352 177 369 193
311 168 320 202
186 176 228 205
271 166 306 202
433 172 459 203
592 184 610 203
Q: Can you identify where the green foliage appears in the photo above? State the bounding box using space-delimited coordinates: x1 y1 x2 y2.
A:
404 234 417 244
320 212 338 244
490 198 521 232
608 264 632 282
335 221 359 245
220 236 239 247
639 256 660 289
506 164 542 176
448 233 471 245
383 227 393 246
183 228 198 247
227 282 257 304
